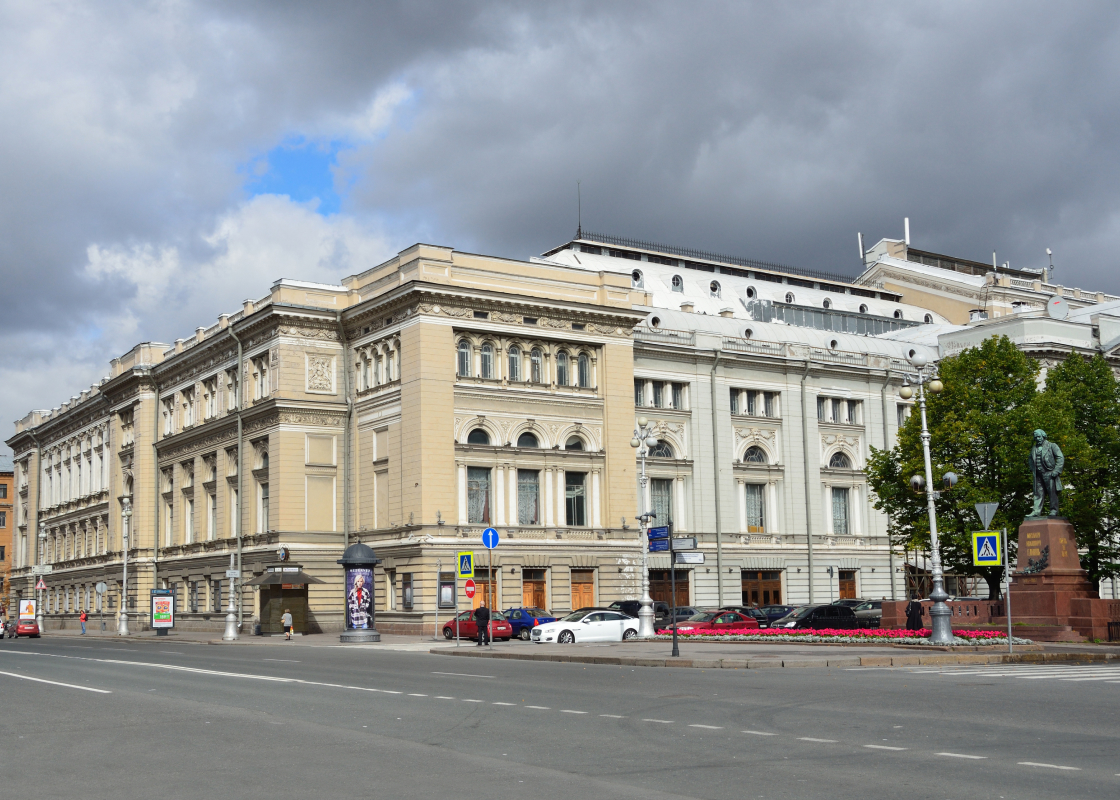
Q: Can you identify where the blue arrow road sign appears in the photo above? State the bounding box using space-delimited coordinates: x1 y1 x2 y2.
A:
648 539 669 552
482 527 500 549
647 526 670 540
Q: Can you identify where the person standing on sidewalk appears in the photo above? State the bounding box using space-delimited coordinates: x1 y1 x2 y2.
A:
473 602 490 646
80 610 88 635
904 593 924 631
282 609 293 640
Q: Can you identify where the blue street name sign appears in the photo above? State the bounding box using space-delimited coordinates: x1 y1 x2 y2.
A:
648 539 670 552
482 527 500 549
647 526 670 540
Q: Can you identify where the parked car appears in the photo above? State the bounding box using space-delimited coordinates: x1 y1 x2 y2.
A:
532 609 640 643
675 610 760 633
853 600 882 628
608 600 671 627
719 606 770 628
770 604 859 630
13 619 41 638
830 599 868 609
441 610 514 641
503 607 558 640
758 604 795 624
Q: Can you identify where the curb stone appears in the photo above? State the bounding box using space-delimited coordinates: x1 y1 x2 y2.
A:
431 647 1118 670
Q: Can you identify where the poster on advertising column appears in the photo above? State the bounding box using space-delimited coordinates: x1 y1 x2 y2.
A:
150 589 175 629
18 599 36 620
346 567 374 629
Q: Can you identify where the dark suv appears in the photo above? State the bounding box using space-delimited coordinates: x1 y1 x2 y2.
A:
608 600 670 627
770 604 859 630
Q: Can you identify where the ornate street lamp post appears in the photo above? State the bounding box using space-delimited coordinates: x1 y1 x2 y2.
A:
118 498 132 636
630 417 659 638
898 351 954 644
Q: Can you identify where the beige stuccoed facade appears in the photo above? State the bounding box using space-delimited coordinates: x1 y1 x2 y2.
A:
9 233 963 636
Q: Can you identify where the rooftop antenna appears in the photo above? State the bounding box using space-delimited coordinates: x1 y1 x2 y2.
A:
1046 248 1053 283
576 180 582 240
903 217 910 246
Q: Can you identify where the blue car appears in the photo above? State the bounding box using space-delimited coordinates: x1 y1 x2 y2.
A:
503 607 558 640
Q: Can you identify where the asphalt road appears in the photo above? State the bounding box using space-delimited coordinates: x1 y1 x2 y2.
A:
0 637 1117 799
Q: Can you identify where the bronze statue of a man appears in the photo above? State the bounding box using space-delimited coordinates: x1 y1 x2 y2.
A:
1028 429 1064 517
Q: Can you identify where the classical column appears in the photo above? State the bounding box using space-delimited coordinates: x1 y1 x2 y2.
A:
591 470 601 528
556 469 566 526
767 481 779 535
737 478 747 534
674 476 686 531
544 468 554 527
851 485 861 536
457 464 467 525
508 468 518 525
823 483 833 535
495 466 506 526
645 380 655 408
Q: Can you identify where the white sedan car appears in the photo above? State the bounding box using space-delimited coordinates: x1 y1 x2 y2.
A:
531 609 640 643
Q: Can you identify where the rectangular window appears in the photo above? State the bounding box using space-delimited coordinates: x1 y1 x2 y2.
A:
259 482 269 533
565 472 587 527
746 390 756 416
226 369 238 411
184 497 194 544
402 573 414 610
635 380 645 406
831 399 842 424
651 478 673 527
897 404 911 428
207 493 217 540
0 512 5 528
164 502 174 547
467 467 491 524
729 388 738 415
0 484 7 498
211 580 222 613
163 399 175 435
847 400 860 424
832 487 850 535
190 581 199 612
764 392 776 418
652 382 663 408
744 484 765 533
517 469 540 525
671 382 684 410
817 397 826 421
230 488 239 536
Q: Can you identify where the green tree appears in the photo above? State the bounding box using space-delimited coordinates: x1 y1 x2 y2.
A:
1041 353 1120 586
867 336 1078 599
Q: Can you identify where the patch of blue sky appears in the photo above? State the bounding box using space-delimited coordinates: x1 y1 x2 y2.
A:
242 137 353 216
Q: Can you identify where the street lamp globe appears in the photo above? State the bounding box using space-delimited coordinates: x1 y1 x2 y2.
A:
899 385 914 400
630 437 641 448
644 436 658 448
928 379 944 394
637 417 648 427
907 351 928 368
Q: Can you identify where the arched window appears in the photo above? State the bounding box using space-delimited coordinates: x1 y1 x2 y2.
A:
743 328 753 339
746 286 756 299
530 348 543 383
467 429 491 445
632 270 644 289
508 345 521 381
517 432 539 448
710 280 721 298
823 299 831 309
785 292 795 304
859 304 868 314
893 310 903 320
671 275 683 292
457 341 471 377
577 352 590 388
260 450 269 470
372 354 381 385
556 351 569 386
924 313 933 324
648 440 674 458
743 445 768 464
829 451 852 469
565 436 584 451
387 350 396 382
480 343 494 379
361 357 371 389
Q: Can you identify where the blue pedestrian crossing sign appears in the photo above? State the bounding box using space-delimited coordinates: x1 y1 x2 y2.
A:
482 527 500 549
971 531 1002 567
457 551 474 578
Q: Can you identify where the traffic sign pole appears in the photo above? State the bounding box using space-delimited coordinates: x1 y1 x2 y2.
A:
482 528 499 650
1004 527 1012 655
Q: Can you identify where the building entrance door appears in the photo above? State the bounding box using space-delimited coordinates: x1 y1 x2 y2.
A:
260 584 309 634
570 569 594 610
741 570 782 606
649 570 689 606
472 568 495 610
838 570 857 599
522 569 547 609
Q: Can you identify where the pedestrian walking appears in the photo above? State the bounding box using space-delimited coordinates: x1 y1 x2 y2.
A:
473 602 490 646
282 609 293 640
80 610 88 635
905 593 924 631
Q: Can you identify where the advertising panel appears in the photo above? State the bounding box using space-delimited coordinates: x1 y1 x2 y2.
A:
345 567 374 629
18 599 36 620
150 589 175 629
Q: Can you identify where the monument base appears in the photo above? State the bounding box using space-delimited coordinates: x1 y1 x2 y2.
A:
340 629 381 643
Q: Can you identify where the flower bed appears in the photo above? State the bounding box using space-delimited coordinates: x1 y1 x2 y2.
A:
654 627 1032 645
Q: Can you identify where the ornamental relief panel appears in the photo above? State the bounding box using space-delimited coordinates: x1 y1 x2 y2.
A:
306 355 336 393
416 302 632 337
820 432 861 461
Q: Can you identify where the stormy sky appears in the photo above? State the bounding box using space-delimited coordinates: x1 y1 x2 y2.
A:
3 1 1120 461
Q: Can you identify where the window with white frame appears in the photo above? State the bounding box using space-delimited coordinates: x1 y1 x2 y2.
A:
457 340 471 377
556 350 569 386
565 472 587 526
184 497 194 543
182 388 195 427
832 487 851 535
480 343 494 379
508 346 521 381
203 377 218 419
651 478 673 526
467 467 491 524
207 492 217 540
226 368 239 411
258 481 269 532
517 469 539 525
744 484 765 532
162 398 175 435
253 357 269 400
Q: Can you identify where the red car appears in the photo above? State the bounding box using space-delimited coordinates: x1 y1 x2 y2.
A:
673 610 759 633
12 619 41 638
442 610 513 641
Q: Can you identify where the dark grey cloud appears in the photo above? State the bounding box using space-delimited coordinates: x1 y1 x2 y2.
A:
3 1 1120 458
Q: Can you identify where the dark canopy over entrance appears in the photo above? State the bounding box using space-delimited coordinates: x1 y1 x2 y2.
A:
247 565 324 635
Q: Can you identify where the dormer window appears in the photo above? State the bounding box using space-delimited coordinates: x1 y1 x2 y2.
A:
822 299 831 309
785 292 795 304
671 275 683 292
859 304 869 314
893 310 903 320
632 270 644 289
710 281 721 298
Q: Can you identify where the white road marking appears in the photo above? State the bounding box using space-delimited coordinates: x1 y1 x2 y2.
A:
561 710 588 714
0 669 111 694
492 702 516 706
600 714 626 718
408 693 427 697
463 699 484 703
1018 762 1080 770
526 705 550 710
435 696 455 699
263 659 301 663
798 737 837 743
431 671 494 679
937 753 986 759
689 724 723 730
864 745 907 751
159 651 183 655
742 730 778 736
643 719 674 724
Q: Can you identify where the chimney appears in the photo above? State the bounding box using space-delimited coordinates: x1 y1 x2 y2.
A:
196 327 206 343
719 307 734 318
680 301 695 313
174 338 185 354
243 299 255 316
218 313 230 329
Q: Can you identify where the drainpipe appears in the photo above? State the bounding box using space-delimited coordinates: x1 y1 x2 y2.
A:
152 374 160 593
228 328 245 628
801 359 815 603
336 311 352 551
710 348 724 604
880 368 896 600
